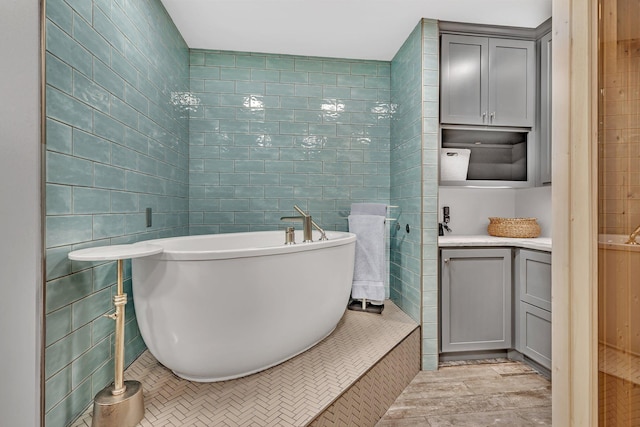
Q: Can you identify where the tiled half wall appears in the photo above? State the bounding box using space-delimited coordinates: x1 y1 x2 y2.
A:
390 19 440 370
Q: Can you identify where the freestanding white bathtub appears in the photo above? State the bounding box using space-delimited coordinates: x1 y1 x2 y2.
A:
131 229 356 382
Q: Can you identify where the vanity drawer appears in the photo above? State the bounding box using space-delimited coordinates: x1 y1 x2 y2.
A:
518 249 551 311
519 301 551 369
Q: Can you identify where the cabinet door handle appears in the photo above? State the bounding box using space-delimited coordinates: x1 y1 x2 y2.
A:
490 112 495 122
444 258 450 264
482 112 486 123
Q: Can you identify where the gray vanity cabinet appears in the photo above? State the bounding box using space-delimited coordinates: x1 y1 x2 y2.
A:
516 249 552 369
441 248 512 352
441 34 535 127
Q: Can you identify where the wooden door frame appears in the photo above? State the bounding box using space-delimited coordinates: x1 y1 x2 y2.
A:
551 0 599 425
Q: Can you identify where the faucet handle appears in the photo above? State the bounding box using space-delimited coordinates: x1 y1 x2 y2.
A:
293 205 308 217
293 205 329 241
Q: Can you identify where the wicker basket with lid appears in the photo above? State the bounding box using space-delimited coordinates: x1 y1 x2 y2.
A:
487 217 541 238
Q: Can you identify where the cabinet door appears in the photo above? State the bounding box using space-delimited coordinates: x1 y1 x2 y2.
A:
518 249 552 311
539 32 552 184
488 38 536 127
441 248 512 352
519 302 552 369
440 34 489 125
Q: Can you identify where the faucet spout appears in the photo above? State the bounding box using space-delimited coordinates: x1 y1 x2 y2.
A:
280 216 312 242
281 208 313 242
627 224 640 245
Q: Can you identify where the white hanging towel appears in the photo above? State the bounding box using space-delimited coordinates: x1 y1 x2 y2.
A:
350 203 387 217
348 207 386 302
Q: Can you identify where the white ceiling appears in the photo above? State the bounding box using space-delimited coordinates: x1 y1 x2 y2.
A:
161 0 552 61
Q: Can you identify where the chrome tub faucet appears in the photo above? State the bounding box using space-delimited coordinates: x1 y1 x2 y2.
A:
280 205 328 243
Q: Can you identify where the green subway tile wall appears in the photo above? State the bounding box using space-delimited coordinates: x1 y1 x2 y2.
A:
44 4 439 425
390 22 423 323
188 50 391 235
44 0 189 425
421 19 440 371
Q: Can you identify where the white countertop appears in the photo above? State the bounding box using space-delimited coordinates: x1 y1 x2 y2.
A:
439 235 552 252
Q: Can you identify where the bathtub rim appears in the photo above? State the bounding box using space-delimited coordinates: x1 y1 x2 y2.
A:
132 230 356 261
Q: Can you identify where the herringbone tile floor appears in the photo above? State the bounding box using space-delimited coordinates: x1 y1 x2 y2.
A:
71 301 419 427
70 301 557 427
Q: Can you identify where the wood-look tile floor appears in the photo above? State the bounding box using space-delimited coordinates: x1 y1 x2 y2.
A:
376 359 552 426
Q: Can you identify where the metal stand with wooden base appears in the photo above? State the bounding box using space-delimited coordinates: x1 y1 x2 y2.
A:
68 244 162 427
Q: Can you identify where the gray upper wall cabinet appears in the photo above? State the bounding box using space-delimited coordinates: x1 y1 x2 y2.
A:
538 32 553 185
440 35 488 126
441 34 536 128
